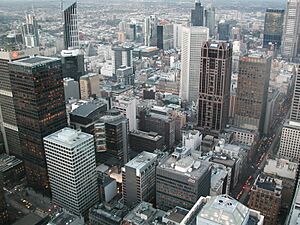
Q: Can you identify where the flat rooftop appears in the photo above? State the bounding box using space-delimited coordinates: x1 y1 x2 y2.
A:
124 151 157 172
47 211 84 225
130 130 163 141
44 127 93 148
10 56 59 67
0 154 23 172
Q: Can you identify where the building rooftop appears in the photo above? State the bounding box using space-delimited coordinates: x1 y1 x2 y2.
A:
162 207 189 224
80 73 98 79
0 154 23 172
47 211 84 225
130 130 163 141
44 127 93 148
122 202 165 225
197 195 263 225
10 56 59 67
124 151 157 175
158 147 211 180
13 213 43 225
264 158 297 180
70 101 107 118
253 174 282 194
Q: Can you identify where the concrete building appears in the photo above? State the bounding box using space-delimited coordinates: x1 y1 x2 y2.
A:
116 66 134 86
0 154 25 187
63 1 79 49
290 65 300 124
285 180 300 225
210 164 230 196
180 26 209 103
144 15 158 47
248 174 282 225
205 6 216 37
9 56 67 193
234 53 272 135
173 23 183 49
47 211 84 225
263 9 285 49
0 47 39 158
89 197 129 225
281 0 300 60
122 202 166 225
196 195 264 225
182 130 202 151
122 151 157 207
21 13 39 48
112 95 137 131
198 41 232 135
61 49 84 81
80 73 100 100
112 46 133 75
156 147 211 211
129 130 164 153
44 128 99 216
63 78 80 101
157 23 174 50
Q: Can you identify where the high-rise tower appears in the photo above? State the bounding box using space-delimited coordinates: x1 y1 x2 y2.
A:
144 15 158 47
21 13 40 48
9 56 67 193
198 41 232 135
191 0 204 26
282 0 300 60
180 26 209 103
63 1 79 50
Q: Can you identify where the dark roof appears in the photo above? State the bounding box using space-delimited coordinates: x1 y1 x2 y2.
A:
71 102 104 118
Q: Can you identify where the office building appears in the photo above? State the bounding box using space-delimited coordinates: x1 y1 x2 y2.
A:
263 9 285 49
173 23 183 49
21 13 39 48
248 174 282 225
129 130 164 153
9 56 67 193
180 26 209 103
0 154 25 187
44 128 99 216
156 147 211 211
144 15 158 47
122 151 157 207
0 47 39 158
218 21 230 41
47 211 84 225
290 65 300 124
0 177 8 225
195 195 264 225
80 73 100 99
100 110 129 166
122 202 166 225
63 78 80 101
63 1 79 49
112 46 133 75
61 49 84 81
116 66 134 86
139 108 175 149
89 197 129 225
234 53 272 135
205 6 216 37
282 0 300 60
182 130 202 151
198 41 232 135
191 0 204 26
112 95 137 131
285 180 300 225
157 23 174 50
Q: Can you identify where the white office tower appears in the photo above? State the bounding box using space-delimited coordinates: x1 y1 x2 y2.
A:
278 66 300 161
282 0 300 60
180 26 209 103
144 15 158 47
173 24 183 49
285 180 300 225
63 1 80 49
44 128 99 216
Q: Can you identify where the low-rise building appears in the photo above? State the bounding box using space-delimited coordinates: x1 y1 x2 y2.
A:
0 154 25 187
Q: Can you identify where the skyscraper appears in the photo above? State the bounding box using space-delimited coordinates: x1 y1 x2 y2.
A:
234 53 272 135
44 128 99 216
9 56 67 193
61 49 84 81
0 48 39 158
205 6 216 37
218 20 230 41
144 15 158 47
63 1 79 50
198 41 232 135
180 26 209 103
282 0 300 60
21 13 39 48
263 9 284 49
111 46 133 75
122 151 157 207
290 66 300 124
79 73 101 99
191 0 204 26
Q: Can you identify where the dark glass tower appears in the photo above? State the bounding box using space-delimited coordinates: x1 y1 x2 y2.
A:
9 56 67 194
61 49 84 81
218 21 230 41
191 0 204 26
63 1 79 50
198 41 232 135
157 25 164 50
263 9 285 49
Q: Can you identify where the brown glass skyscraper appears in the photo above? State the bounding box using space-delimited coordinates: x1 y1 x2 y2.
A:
234 53 271 135
198 41 232 135
9 56 67 193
